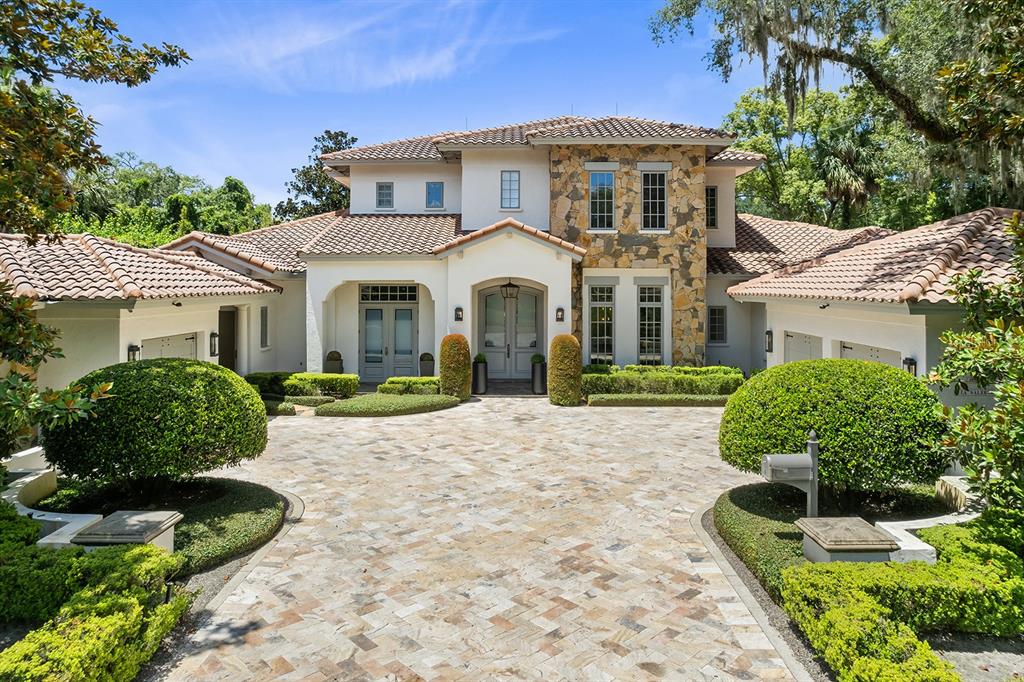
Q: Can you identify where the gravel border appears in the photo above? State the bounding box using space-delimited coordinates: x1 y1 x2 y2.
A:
695 505 834 682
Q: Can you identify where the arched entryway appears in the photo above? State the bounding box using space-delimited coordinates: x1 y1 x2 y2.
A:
477 283 544 379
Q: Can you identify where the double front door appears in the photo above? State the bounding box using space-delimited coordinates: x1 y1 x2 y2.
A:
360 305 417 381
479 286 542 379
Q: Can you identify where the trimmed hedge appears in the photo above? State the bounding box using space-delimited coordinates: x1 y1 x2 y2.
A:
263 399 296 416
720 359 948 495
587 394 729 407
287 395 335 407
620 364 742 375
439 334 471 401
43 359 267 485
581 370 744 396
315 393 460 417
548 334 582 406
377 376 440 395
583 363 618 374
245 371 359 398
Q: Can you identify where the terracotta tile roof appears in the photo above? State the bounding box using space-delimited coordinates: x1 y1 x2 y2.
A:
727 208 1019 304
709 214 892 277
300 213 462 256
0 233 279 301
432 116 591 146
321 133 449 162
707 149 766 165
432 217 587 258
163 212 339 272
526 116 735 142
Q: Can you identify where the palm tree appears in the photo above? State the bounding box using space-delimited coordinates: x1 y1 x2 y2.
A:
816 126 883 228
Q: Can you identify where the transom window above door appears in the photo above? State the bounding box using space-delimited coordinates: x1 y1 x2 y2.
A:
376 182 394 209
589 172 614 230
500 170 520 209
360 284 418 302
425 182 444 209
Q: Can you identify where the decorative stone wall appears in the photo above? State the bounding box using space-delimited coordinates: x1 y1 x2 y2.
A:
549 144 707 364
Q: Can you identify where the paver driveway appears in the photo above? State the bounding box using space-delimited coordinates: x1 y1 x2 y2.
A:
166 399 792 681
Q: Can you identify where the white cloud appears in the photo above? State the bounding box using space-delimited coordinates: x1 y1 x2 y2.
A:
188 0 563 94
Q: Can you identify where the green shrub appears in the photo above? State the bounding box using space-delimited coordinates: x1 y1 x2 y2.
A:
720 359 948 495
282 377 318 396
263 399 296 416
583 363 618 374
581 371 743 396
548 334 582 406
291 372 359 398
243 371 292 396
439 334 471 401
0 543 83 623
620 364 742 375
287 395 335 407
377 376 440 395
587 394 729 407
315 393 460 417
43 359 267 486
0 502 40 549
531 353 545 364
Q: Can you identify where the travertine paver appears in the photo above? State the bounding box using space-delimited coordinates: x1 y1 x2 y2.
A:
165 399 791 681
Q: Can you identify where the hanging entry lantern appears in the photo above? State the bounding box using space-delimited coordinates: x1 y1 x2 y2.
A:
500 279 520 300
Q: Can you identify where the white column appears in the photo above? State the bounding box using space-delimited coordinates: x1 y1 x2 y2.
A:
305 286 324 373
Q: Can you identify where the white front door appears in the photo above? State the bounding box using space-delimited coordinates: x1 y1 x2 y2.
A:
479 287 542 379
360 305 417 381
783 332 823 362
839 341 901 367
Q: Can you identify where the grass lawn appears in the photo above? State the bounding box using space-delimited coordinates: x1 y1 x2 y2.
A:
315 393 460 417
37 477 284 575
714 482 948 600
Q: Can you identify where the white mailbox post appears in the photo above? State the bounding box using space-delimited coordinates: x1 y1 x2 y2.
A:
761 430 819 517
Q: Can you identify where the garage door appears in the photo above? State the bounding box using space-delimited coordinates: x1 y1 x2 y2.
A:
141 332 197 360
784 332 823 362
839 341 901 367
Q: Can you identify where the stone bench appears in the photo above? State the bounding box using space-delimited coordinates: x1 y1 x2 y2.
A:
796 516 899 563
72 510 184 552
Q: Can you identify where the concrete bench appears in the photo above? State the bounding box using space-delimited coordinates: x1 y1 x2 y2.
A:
796 516 899 563
72 510 184 552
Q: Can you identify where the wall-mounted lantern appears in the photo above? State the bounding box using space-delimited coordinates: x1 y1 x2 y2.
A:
500 279 520 300
902 356 918 376
127 344 140 362
765 330 774 354
454 306 464 322
555 307 565 323
209 332 220 357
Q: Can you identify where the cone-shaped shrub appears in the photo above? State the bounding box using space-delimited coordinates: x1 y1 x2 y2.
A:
438 334 471 401
548 334 582 406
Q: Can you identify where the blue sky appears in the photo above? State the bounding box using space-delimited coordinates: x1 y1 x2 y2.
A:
69 0 825 207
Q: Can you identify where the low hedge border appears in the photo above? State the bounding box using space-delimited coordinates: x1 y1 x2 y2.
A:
377 376 440 395
314 393 460 417
245 371 359 398
587 394 729 407
263 399 296 416
287 395 335 407
581 370 744 396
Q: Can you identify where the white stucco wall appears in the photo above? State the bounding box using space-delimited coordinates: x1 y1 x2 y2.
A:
460 148 551 231
34 305 120 389
349 163 462 214
705 167 736 249
705 275 764 373
580 267 672 367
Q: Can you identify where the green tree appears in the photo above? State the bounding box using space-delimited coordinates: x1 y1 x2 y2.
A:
1 0 188 243
274 129 357 222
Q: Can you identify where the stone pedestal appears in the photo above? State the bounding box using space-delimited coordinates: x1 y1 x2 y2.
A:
73 510 184 552
795 517 898 563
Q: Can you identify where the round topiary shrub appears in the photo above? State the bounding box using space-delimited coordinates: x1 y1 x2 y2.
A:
548 334 582 406
719 359 948 497
438 334 471 401
43 359 267 486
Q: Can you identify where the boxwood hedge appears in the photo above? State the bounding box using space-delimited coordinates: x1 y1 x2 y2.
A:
245 371 359 398
43 359 267 485
439 334 471 401
581 370 744 396
548 334 582 406
377 376 440 395
719 359 948 495
315 393 459 417
587 394 729 407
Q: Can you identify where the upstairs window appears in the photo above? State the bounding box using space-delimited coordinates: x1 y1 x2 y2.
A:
708 306 727 344
706 185 718 229
376 182 394 209
425 182 444 209
642 172 667 230
500 170 520 209
589 285 614 364
589 172 614 230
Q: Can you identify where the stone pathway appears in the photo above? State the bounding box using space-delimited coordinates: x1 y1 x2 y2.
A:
164 399 793 681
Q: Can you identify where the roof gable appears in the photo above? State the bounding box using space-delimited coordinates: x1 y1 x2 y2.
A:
432 218 586 259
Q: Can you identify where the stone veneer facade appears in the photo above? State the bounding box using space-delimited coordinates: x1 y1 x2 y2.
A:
548 144 707 364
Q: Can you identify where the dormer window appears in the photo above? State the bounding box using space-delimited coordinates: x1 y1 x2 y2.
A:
706 185 718 229
376 182 394 209
425 182 444 209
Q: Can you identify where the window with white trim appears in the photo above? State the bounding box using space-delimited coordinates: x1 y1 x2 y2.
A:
708 306 727 345
641 172 667 230
500 170 520 209
259 305 270 349
589 285 614 364
376 182 394 209
706 185 718 228
589 171 614 230
637 286 663 365
425 182 444 209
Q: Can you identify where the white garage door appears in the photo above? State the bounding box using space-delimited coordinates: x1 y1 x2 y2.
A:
141 332 197 360
784 332 823 362
839 341 901 368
